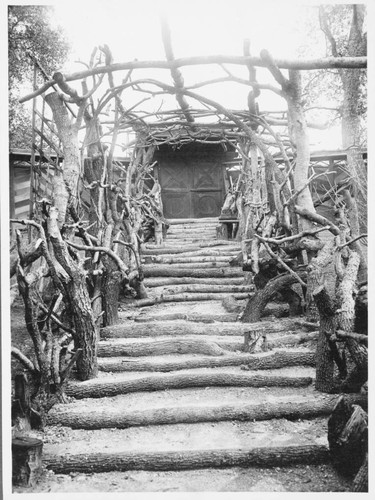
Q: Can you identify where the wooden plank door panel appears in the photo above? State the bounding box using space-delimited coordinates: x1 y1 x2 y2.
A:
192 162 222 190
159 160 224 219
191 191 222 218
159 162 192 218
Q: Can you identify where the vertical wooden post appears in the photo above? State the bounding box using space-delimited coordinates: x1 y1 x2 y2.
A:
12 437 43 487
154 221 163 245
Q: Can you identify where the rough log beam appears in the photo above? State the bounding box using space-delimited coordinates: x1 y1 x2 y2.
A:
143 267 244 278
98 350 316 372
47 393 366 430
44 445 330 473
328 396 368 477
98 337 228 357
134 292 251 307
20 56 367 102
66 372 313 399
295 205 340 235
101 318 307 338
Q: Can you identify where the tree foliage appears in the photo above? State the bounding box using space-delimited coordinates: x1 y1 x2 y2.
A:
8 6 70 148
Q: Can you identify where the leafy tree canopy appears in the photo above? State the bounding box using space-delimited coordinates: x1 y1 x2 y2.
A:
8 5 71 149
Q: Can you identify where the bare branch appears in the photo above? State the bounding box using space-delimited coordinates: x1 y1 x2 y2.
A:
260 49 290 91
335 330 368 345
319 6 339 57
338 233 367 250
284 172 335 206
61 348 83 382
67 241 128 276
53 72 85 104
294 205 340 236
34 300 75 335
11 347 37 373
255 236 307 288
20 55 367 103
256 225 331 245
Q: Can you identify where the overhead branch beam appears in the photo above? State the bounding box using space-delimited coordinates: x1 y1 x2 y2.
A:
160 15 194 124
20 55 367 104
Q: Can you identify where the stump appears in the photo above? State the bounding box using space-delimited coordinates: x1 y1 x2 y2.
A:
12 436 43 486
328 396 368 476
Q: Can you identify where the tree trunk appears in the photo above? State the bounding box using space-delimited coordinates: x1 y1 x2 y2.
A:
101 266 122 325
306 239 336 322
353 453 368 492
340 5 367 239
242 273 304 323
98 350 316 373
66 371 312 399
12 437 43 487
287 71 315 233
44 445 329 473
44 92 80 226
328 396 368 476
336 251 367 390
313 285 336 393
48 209 98 380
47 393 366 430
44 93 98 381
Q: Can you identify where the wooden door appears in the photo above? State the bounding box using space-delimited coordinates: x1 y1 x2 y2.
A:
159 159 224 219
191 161 223 218
159 160 192 218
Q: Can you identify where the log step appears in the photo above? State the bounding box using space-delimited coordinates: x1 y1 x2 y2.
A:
47 393 366 430
147 285 253 296
102 318 303 339
66 367 314 399
98 335 245 357
144 277 245 287
144 249 240 259
143 266 244 278
43 444 330 474
144 262 232 269
142 244 240 255
143 255 235 264
133 311 239 323
134 292 251 307
166 231 218 236
97 349 316 372
129 302 290 323
167 217 218 224
45 417 329 447
49 385 365 422
165 236 218 241
97 334 317 358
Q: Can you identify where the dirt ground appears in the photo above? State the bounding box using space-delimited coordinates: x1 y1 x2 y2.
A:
10 299 354 494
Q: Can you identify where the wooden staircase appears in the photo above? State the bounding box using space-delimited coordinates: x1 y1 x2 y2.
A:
41 218 362 492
